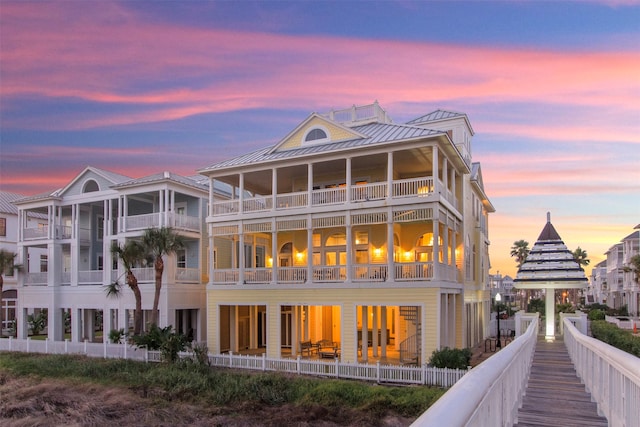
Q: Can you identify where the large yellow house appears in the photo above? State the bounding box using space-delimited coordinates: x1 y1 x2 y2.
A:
199 102 494 364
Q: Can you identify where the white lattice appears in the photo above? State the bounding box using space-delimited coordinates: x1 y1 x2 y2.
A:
312 216 345 228
351 212 387 225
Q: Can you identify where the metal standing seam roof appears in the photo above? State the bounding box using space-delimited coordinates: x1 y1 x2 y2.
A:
0 191 25 215
405 109 466 125
111 171 209 192
198 122 445 173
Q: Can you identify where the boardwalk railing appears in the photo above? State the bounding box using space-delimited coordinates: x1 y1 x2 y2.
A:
0 337 468 387
412 314 539 426
563 317 640 427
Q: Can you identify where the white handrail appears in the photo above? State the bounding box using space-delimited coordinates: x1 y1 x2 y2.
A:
412 315 539 426
563 318 640 427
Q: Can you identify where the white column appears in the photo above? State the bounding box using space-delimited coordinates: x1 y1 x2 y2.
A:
380 306 388 358
361 305 368 362
239 173 244 213
372 306 379 357
545 288 556 339
432 220 440 280
346 158 351 203
432 146 439 191
272 167 277 210
387 152 393 201
387 221 395 282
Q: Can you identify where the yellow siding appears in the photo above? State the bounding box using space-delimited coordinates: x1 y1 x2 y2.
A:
278 118 360 150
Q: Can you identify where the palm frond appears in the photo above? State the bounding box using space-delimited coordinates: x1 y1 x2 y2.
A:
105 281 122 298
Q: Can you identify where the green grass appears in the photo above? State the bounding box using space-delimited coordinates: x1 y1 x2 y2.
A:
0 352 445 418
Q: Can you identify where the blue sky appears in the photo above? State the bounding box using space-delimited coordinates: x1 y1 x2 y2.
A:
1 0 638 276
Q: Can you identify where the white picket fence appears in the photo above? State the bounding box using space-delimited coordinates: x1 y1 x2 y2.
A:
0 337 468 387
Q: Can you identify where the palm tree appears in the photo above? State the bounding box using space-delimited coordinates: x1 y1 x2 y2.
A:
510 240 530 267
573 247 590 270
570 247 590 305
142 227 185 326
0 250 22 337
510 240 530 309
108 241 146 336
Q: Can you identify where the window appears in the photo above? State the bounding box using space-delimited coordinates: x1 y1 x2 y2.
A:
0 217 6 236
177 249 186 268
304 128 327 142
326 233 346 246
355 231 369 245
40 255 48 273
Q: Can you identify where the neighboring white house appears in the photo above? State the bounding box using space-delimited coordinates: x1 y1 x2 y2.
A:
587 260 607 305
604 243 625 310
1 191 48 334
621 228 639 316
12 167 213 342
199 102 495 364
587 225 640 315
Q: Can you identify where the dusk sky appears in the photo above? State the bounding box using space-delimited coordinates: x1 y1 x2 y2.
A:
1 1 638 278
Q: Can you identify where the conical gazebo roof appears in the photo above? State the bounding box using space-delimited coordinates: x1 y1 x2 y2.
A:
513 213 588 290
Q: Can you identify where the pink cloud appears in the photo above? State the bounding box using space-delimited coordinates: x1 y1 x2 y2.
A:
1 2 638 131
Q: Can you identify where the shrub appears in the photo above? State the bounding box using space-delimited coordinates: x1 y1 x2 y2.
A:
588 309 605 321
108 328 126 344
27 310 47 335
590 320 640 357
132 325 189 363
428 347 472 369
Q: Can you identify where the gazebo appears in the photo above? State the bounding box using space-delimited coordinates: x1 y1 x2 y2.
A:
513 213 588 339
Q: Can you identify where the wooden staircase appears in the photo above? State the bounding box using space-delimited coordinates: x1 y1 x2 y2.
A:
514 337 608 427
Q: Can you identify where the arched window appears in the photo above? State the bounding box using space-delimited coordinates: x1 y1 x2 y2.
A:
82 180 99 193
305 128 327 141
303 126 329 144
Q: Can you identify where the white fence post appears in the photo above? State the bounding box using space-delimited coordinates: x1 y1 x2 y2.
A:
104 340 107 358
84 339 88 354
124 342 127 360
27 336 30 352
376 361 381 384
45 337 49 354
64 338 68 354
262 353 266 371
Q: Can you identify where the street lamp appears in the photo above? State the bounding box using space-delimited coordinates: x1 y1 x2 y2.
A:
495 292 502 349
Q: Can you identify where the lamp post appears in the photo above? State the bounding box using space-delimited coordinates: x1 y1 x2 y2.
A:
495 292 502 349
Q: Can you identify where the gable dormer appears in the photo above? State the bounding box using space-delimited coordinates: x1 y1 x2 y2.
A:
406 110 473 167
269 113 366 153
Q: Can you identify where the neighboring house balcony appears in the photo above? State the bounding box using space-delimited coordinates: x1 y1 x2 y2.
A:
117 212 201 233
23 266 202 286
211 175 458 218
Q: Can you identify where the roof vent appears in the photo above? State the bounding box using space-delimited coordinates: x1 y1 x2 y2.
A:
164 171 170 179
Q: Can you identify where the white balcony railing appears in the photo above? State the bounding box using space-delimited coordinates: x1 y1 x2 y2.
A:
213 200 239 215
352 265 388 282
244 268 272 284
23 226 49 240
311 187 346 206
130 267 155 283
276 192 308 209
563 317 640 427
169 213 200 232
277 267 307 283
243 197 273 213
395 263 433 281
392 177 433 198
78 270 104 285
414 315 539 426
212 269 239 284
351 182 387 202
25 272 48 285
124 213 161 231
312 266 346 282
175 268 200 283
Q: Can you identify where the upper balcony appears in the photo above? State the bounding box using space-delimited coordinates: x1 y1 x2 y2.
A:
211 176 458 217
118 212 201 233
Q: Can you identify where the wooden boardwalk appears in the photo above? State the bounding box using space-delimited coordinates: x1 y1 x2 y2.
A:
514 337 608 427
